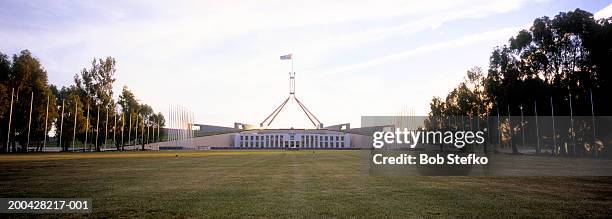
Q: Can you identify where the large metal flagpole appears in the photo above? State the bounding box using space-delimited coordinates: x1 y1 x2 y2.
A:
191 111 194 148
105 107 109 150
147 119 150 145
59 100 64 151
85 105 89 151
96 106 100 151
535 100 540 154
178 106 181 146
113 111 117 148
186 110 188 147
181 107 184 146
168 105 171 143
184 108 187 146
179 106 187 145
173 106 175 145
26 92 33 151
590 89 597 158
174 105 177 143
191 111 194 146
507 105 513 152
568 89 576 156
175 105 177 145
168 105 171 142
141 114 144 148
168 105 174 141
175 105 177 143
550 97 557 156
121 111 125 149
72 99 77 152
177 106 179 143
177 106 180 147
135 113 139 149
496 107 501 148
260 54 323 129
43 95 49 150
6 88 14 153
128 108 132 146
520 104 525 149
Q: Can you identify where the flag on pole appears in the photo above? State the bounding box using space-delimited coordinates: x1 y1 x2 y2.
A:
280 53 292 60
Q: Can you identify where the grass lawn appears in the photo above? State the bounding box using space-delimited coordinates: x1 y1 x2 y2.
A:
1 150 611 218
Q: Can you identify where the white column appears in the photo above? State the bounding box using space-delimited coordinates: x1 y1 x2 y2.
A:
43 95 49 150
59 100 64 151
26 92 33 150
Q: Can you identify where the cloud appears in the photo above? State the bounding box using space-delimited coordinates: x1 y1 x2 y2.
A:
0 0 543 126
323 26 524 75
595 3 612 19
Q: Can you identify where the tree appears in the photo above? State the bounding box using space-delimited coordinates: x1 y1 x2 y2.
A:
54 86 87 151
0 50 164 153
138 104 153 150
149 112 166 142
74 57 117 151
0 53 11 152
1 50 58 152
428 8 612 157
118 86 139 150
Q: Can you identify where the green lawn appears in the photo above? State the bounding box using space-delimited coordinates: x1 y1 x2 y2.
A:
1 150 611 218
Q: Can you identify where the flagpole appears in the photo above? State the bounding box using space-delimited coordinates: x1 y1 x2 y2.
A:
59 100 64 151
141 114 144 149
113 111 117 148
72 99 77 152
157 119 161 142
507 105 513 153
497 107 501 149
85 104 89 151
147 120 150 146
590 89 597 158
6 88 14 153
96 106 100 151
135 113 139 149
520 104 525 149
121 111 125 150
128 107 132 146
568 88 575 156
105 107 108 150
550 97 557 156
535 100 540 154
43 94 49 151
26 92 33 151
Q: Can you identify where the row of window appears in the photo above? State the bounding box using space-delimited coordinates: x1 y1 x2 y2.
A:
239 135 344 141
237 134 348 148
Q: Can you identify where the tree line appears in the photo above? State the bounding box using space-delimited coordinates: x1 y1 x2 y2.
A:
0 50 165 153
427 9 611 157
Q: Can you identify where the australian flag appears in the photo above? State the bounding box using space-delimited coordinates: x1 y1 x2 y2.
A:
280 54 292 60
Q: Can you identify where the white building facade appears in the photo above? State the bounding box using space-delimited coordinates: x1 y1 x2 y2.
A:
234 129 351 149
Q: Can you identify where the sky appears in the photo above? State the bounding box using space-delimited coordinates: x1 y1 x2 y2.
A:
1 0 611 128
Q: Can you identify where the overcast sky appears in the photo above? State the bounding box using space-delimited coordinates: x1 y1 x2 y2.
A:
1 0 611 128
